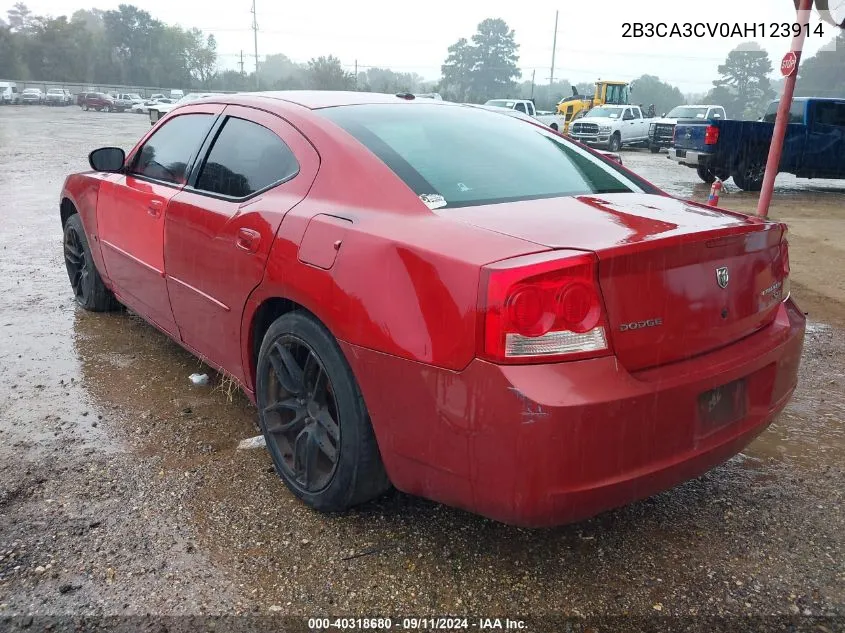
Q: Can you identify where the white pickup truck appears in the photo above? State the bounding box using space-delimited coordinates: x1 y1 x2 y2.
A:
483 99 567 132
568 105 651 151
647 104 727 153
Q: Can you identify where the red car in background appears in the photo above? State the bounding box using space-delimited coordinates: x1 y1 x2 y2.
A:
59 92 804 527
79 92 115 112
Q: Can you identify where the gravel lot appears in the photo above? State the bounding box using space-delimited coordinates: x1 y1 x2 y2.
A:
0 106 843 632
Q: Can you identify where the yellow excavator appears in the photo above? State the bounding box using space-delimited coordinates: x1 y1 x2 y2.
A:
557 80 631 134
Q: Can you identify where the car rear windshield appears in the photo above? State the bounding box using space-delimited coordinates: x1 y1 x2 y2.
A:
318 104 647 208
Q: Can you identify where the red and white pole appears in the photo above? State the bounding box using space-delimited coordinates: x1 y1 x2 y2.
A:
756 0 814 217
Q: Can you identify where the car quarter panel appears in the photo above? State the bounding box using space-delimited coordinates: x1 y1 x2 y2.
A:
241 104 550 390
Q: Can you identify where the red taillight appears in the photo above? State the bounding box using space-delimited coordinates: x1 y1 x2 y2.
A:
478 251 612 364
704 125 720 145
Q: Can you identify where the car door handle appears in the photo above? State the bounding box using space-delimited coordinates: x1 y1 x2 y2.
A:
236 228 261 253
147 199 164 218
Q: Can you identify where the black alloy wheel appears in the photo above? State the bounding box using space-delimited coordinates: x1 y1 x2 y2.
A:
262 335 341 493
64 223 90 305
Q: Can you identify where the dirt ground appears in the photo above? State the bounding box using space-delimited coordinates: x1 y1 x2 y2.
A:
0 106 843 632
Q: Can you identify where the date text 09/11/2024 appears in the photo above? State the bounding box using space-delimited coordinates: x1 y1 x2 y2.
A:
622 22 826 38
308 618 527 630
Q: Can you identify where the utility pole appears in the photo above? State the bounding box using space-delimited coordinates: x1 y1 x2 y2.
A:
530 69 535 99
549 10 558 88
238 50 245 75
251 0 259 90
354 59 358 90
756 0 812 217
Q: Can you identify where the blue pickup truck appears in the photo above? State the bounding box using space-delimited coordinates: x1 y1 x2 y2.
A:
668 97 845 190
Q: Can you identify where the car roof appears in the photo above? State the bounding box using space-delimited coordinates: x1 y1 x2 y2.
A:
212 90 450 110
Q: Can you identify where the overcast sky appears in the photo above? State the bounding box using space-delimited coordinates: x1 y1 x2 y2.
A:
4 0 843 92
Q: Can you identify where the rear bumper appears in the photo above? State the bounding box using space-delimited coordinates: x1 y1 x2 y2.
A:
669 148 710 167
342 299 805 527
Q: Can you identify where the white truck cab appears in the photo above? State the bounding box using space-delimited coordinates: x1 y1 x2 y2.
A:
569 105 650 151
483 98 567 132
0 82 20 105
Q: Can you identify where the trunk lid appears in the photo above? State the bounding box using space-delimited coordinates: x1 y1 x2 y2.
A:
446 193 787 371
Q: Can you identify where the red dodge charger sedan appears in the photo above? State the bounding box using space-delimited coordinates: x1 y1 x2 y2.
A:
60 91 804 527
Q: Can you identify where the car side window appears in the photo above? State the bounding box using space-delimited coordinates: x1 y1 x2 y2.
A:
194 117 300 198
815 101 845 127
131 113 214 185
514 102 527 114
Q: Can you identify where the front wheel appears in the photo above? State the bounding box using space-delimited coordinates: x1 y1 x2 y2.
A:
649 144 661 154
63 214 121 312
607 133 621 152
256 312 390 512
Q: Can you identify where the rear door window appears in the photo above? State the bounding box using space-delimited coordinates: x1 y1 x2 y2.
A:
194 116 300 198
131 113 214 185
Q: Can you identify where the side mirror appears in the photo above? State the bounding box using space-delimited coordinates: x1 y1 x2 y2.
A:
89 147 125 172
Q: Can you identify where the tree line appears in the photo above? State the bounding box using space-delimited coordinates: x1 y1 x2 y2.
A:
2 3 843 119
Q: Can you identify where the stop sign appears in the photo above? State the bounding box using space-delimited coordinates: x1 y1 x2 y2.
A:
781 51 798 77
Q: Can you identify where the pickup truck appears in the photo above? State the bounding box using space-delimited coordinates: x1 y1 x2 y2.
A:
483 99 567 131
112 93 143 112
569 105 651 151
669 97 845 190
647 104 726 153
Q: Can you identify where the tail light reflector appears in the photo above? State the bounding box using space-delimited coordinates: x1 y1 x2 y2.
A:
781 234 791 301
478 251 612 364
704 125 720 145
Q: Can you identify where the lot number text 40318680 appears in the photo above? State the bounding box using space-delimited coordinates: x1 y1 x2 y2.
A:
622 22 826 38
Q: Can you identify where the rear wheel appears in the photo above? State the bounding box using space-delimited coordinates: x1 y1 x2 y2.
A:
649 144 661 154
607 133 621 152
256 312 390 512
63 214 121 312
731 153 766 191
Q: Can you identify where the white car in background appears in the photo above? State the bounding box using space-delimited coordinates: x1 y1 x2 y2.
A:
131 97 174 114
148 92 223 124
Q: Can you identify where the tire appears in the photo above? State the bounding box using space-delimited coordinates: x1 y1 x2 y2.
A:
731 152 766 192
696 165 718 184
256 311 390 512
63 214 121 312
608 133 621 152
82 104 88 111
103 105 111 113
549 122 559 131
649 144 661 154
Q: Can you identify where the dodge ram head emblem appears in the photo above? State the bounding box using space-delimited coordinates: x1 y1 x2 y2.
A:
716 266 729 289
